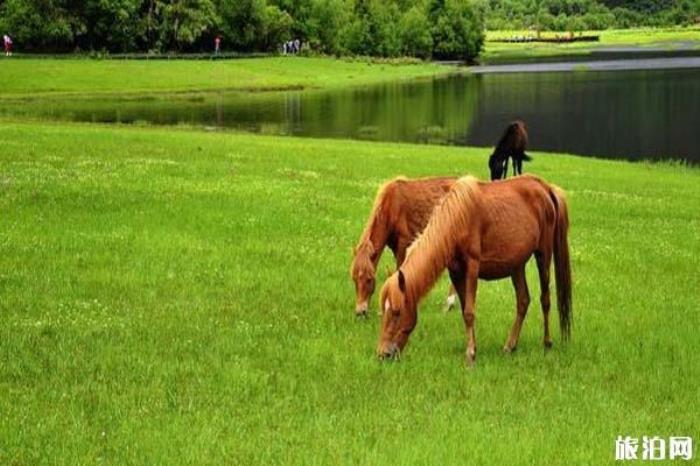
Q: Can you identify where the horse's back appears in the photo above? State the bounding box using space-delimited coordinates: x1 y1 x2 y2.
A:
496 120 528 153
393 176 458 233
475 176 556 278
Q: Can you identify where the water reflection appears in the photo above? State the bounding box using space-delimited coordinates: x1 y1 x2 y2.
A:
2 68 698 162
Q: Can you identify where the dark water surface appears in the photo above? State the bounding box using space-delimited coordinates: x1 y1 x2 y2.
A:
4 66 699 163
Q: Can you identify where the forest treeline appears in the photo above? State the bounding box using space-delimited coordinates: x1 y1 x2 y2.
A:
0 0 697 57
0 0 484 60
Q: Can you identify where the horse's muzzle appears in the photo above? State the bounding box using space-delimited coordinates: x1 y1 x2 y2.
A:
377 342 400 360
355 302 368 318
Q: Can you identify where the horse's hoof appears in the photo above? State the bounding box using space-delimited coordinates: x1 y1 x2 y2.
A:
465 350 476 367
544 340 553 350
355 311 368 320
503 344 516 354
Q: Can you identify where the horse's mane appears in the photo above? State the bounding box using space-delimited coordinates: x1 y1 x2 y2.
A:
356 177 406 246
352 177 407 272
402 176 480 304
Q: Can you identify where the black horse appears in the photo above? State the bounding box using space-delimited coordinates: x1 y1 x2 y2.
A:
488 120 531 180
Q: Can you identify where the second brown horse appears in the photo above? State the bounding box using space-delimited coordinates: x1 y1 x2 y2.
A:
351 176 458 317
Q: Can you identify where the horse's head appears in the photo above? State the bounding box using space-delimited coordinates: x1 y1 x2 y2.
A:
488 153 504 180
350 241 377 318
377 270 416 360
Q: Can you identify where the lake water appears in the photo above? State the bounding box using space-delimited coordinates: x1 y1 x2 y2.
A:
4 65 699 163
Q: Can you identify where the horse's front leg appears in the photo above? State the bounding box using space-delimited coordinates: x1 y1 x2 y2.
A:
445 284 458 311
503 264 530 353
502 157 509 179
394 235 410 268
462 258 480 366
448 266 465 311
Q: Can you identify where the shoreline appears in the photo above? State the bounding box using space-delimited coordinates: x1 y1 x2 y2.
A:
471 56 700 74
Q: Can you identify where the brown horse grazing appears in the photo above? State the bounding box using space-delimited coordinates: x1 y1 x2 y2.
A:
488 120 531 180
351 176 459 317
377 175 571 365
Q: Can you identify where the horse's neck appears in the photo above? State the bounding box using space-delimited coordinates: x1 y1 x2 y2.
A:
365 211 392 266
401 183 477 304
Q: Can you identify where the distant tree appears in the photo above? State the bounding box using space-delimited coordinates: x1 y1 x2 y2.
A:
155 0 217 51
216 0 267 51
84 0 143 52
430 0 484 61
566 15 586 32
270 0 313 39
664 0 700 25
537 11 556 30
367 0 402 57
342 7 373 55
262 4 293 50
610 7 641 28
399 5 433 58
306 0 350 54
599 0 674 15
0 0 85 51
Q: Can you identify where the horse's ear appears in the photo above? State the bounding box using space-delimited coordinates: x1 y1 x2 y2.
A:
398 270 406 293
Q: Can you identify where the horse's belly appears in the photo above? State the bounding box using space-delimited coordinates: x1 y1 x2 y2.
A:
479 254 530 280
478 247 535 280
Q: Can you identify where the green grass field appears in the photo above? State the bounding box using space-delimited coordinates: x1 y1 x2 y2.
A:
0 57 448 98
483 27 700 63
1 121 698 464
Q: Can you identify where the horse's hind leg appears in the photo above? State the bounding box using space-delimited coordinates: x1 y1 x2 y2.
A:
503 264 530 353
535 251 553 349
503 157 509 179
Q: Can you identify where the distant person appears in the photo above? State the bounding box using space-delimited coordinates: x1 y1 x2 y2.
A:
294 39 300 54
3 34 12 56
214 35 221 55
286 40 295 55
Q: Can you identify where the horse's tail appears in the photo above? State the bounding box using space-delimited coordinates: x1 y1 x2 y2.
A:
550 186 572 341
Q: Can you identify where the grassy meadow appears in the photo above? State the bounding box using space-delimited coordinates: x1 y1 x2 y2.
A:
1 120 698 464
0 57 449 98
482 26 700 63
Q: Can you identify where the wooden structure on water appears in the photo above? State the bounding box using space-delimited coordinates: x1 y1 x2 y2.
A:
492 35 600 44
